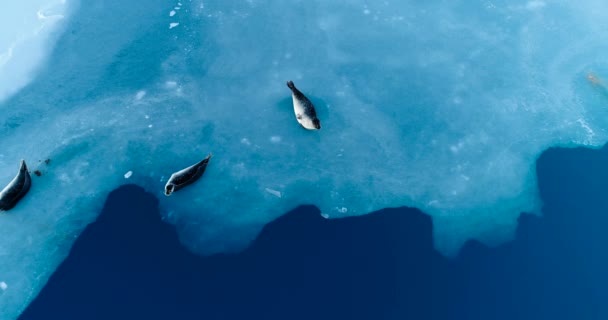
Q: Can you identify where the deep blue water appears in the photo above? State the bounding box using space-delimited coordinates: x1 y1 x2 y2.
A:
18 145 608 319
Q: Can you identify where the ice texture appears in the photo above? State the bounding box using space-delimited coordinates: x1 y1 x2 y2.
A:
0 0 67 102
2 0 608 318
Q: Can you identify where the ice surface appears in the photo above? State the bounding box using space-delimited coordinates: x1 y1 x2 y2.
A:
3 0 608 318
0 0 67 102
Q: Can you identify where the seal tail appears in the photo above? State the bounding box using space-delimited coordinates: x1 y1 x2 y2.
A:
19 160 27 172
286 80 296 91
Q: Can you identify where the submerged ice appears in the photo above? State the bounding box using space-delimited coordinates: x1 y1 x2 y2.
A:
3 0 608 318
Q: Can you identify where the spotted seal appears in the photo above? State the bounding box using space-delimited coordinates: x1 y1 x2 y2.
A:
287 80 321 130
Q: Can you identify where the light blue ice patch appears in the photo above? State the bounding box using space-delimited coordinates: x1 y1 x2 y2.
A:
0 0 68 102
2 0 608 318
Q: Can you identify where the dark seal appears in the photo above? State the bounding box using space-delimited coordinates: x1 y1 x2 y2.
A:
164 154 213 196
0 160 32 211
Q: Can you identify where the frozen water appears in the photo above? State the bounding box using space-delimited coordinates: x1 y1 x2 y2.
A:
0 0 67 103
264 188 282 198
2 0 608 318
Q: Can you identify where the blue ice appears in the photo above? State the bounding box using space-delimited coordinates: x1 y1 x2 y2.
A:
2 0 608 318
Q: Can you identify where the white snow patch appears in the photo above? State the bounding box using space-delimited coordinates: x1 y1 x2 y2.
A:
450 141 465 153
264 188 282 198
123 171 133 179
0 282 6 291
0 46 14 67
0 0 68 102
169 22 179 29
169 10 176 17
577 118 595 144
135 90 146 100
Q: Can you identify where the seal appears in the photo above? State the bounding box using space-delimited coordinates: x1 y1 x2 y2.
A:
164 153 212 196
287 80 321 130
0 160 32 211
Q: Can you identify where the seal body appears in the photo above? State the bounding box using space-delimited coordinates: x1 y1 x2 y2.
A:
164 154 212 196
287 81 321 130
0 160 32 211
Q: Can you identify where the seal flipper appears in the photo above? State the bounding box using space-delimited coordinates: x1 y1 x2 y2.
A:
190 153 213 181
287 80 296 91
287 80 305 97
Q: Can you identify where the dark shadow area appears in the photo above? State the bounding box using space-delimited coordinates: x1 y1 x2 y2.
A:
20 145 608 319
